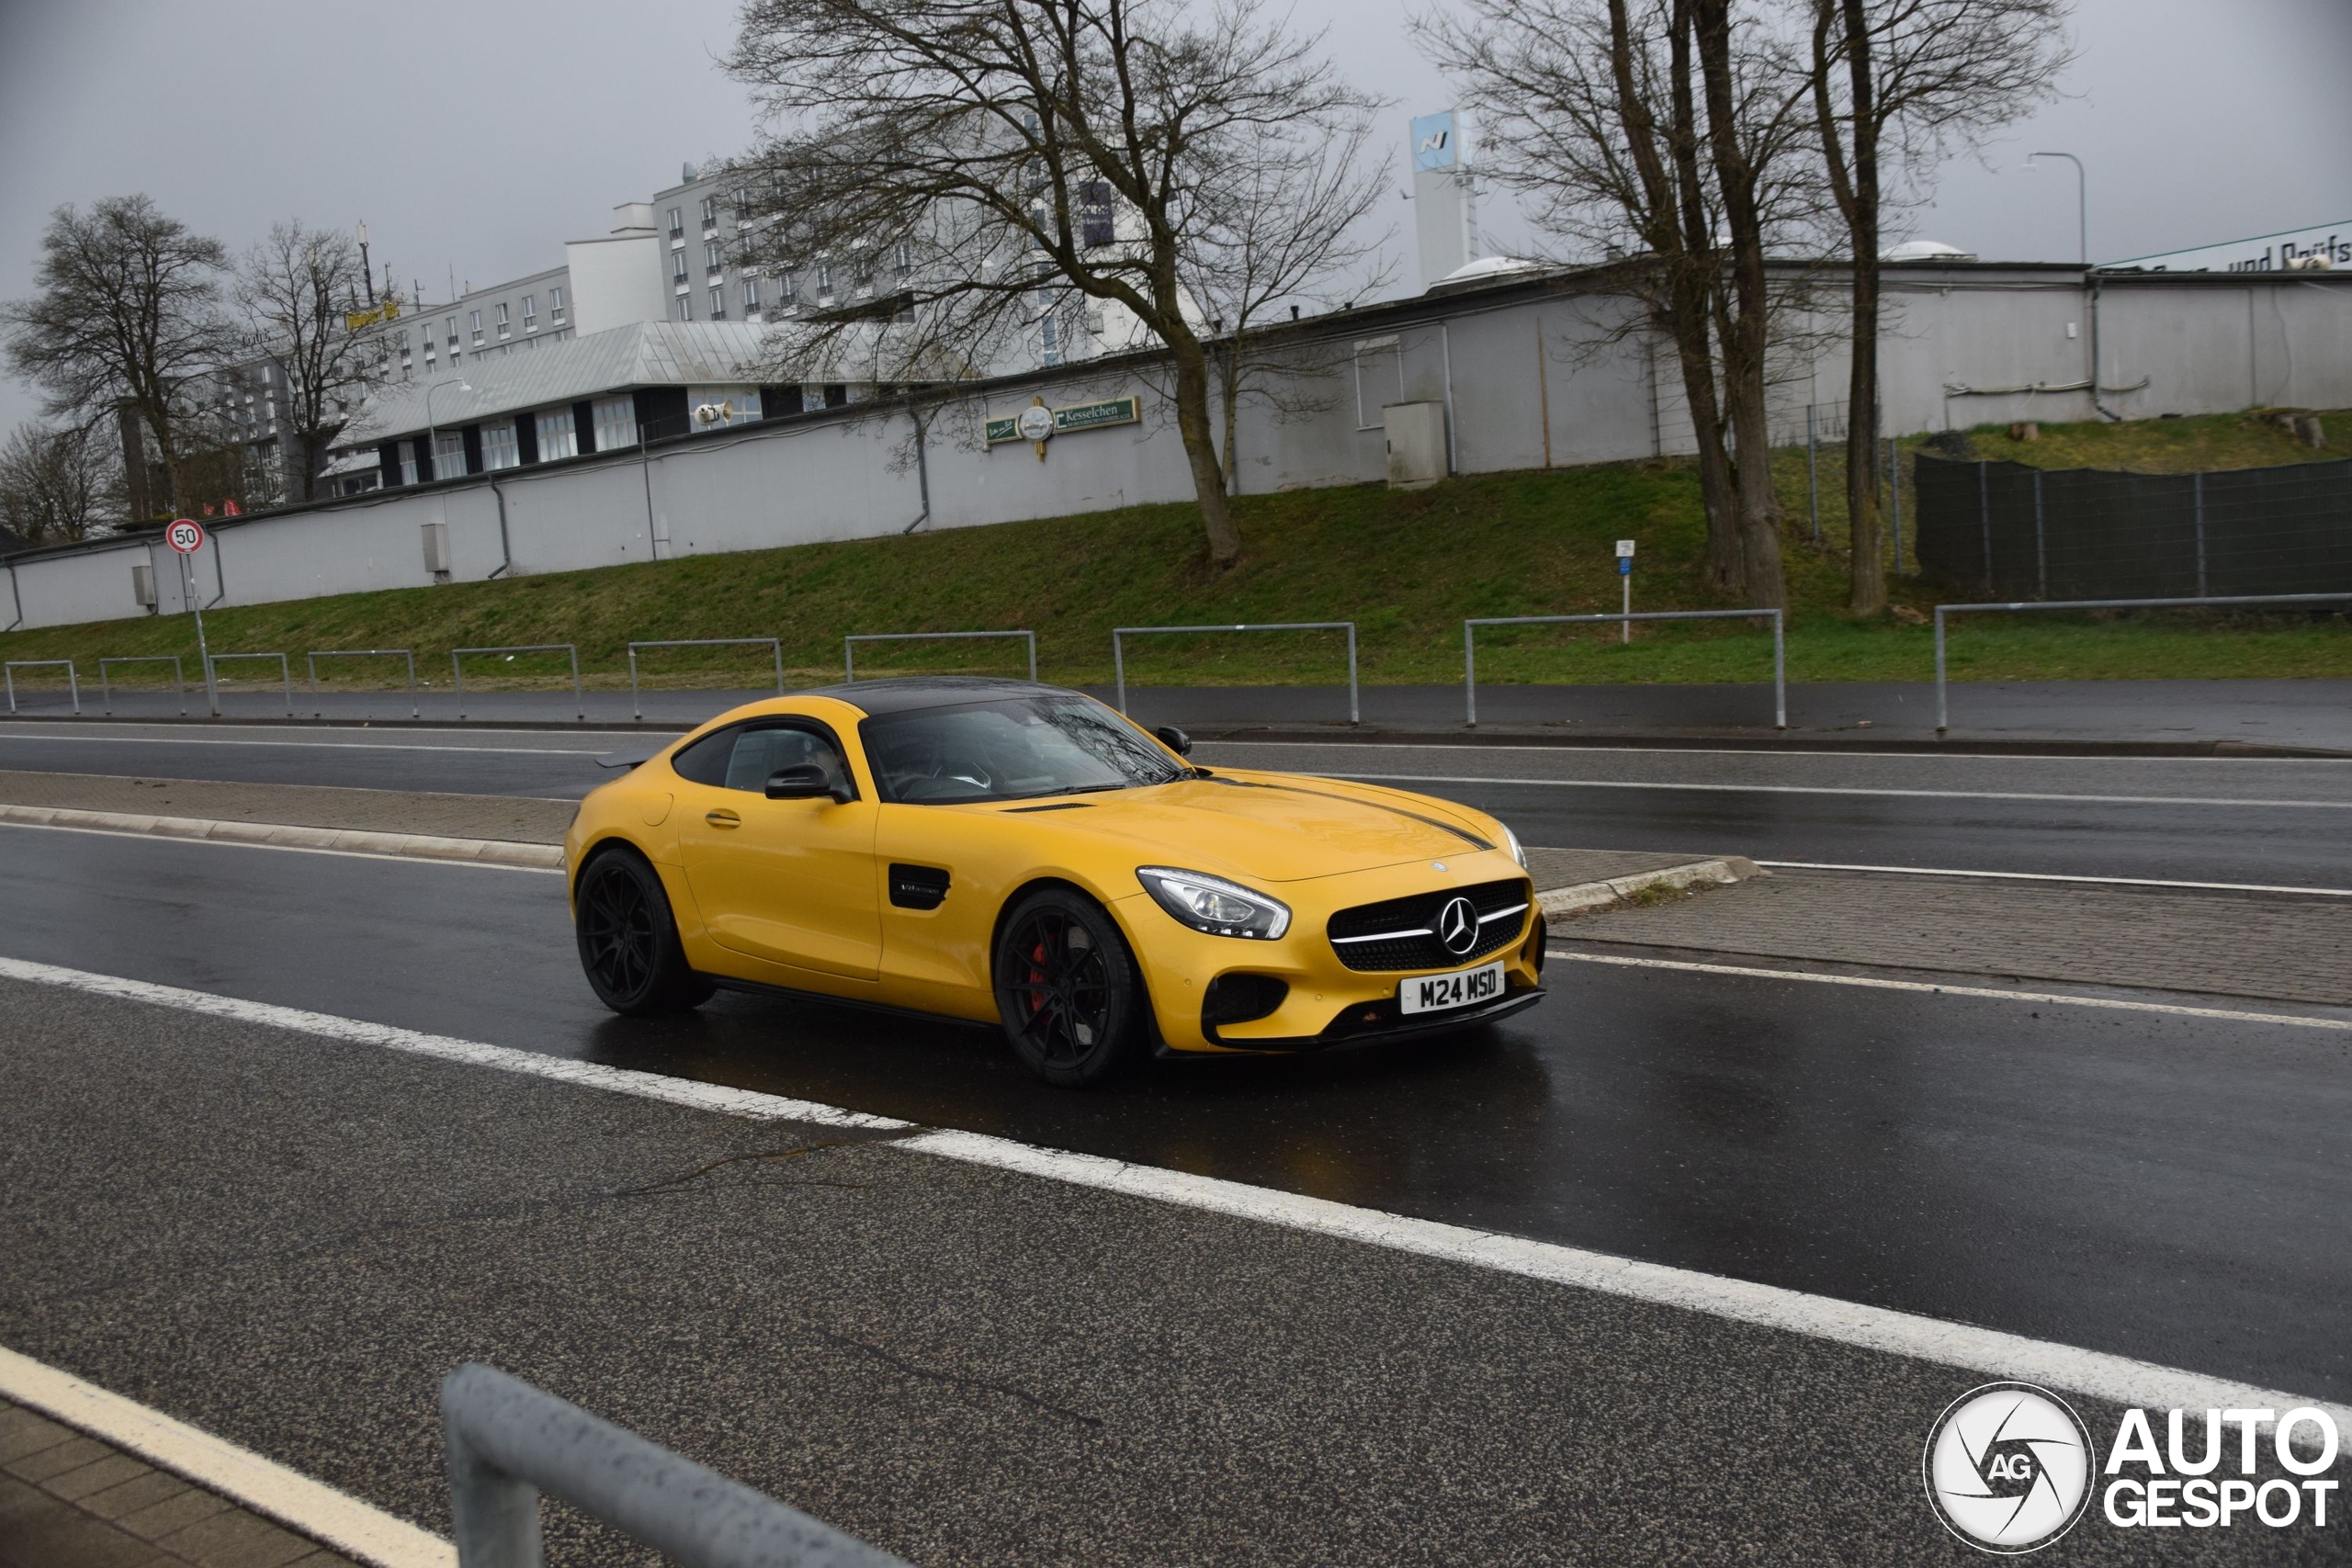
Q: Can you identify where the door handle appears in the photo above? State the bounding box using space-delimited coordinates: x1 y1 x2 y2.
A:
705 808 741 828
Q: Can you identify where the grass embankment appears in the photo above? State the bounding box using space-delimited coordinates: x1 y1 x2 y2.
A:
4 409 2346 692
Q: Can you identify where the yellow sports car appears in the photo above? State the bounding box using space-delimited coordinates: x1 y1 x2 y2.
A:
567 678 1544 1085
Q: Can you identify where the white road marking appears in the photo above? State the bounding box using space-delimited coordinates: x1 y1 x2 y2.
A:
1550 950 2352 1031
0 819 565 873
0 729 606 756
0 1342 452 1568
2 953 2344 1438
1755 859 2352 897
1312 770 2352 810
1201 739 2342 765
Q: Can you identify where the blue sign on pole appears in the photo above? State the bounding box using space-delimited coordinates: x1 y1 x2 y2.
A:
1411 111 1458 173
1618 557 1632 576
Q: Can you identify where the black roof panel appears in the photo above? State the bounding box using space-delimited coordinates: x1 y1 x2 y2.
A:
809 675 1081 716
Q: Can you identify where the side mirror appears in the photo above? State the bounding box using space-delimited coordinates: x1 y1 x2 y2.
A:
1153 724 1193 757
765 763 851 803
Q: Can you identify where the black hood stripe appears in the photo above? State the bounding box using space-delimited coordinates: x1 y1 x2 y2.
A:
1249 781 1494 852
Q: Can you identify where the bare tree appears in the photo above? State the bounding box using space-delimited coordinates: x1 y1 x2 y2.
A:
1422 0 1809 600
0 423 120 546
723 0 1379 569
234 220 379 503
1177 102 1394 491
0 197 234 519
1808 0 2069 611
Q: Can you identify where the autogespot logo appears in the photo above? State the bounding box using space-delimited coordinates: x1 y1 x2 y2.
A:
1924 1383 2096 1553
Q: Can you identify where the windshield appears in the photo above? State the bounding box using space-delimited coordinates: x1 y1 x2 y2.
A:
860 694 1189 804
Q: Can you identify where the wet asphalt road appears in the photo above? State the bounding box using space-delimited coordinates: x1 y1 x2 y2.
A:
8 721 2352 886
3 822 2346 1408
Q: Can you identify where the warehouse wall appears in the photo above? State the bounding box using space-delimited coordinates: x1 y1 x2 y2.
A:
6 268 2346 633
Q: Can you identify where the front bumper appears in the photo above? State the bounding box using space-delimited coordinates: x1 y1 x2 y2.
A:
1112 852 1548 1054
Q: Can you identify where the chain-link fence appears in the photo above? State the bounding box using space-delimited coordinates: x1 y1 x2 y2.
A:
1913 454 2352 600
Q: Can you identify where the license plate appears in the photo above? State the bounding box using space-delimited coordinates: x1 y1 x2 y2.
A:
1397 959 1505 1015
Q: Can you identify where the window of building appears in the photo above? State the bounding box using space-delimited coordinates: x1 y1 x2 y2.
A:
853 254 876 295
676 294 695 321
1041 309 1061 367
399 446 419 486
672 250 690 283
549 286 566 325
743 276 761 316
481 420 520 470
779 270 797 306
706 241 723 276
433 430 465 478
592 396 636 452
399 331 413 368
1079 180 1114 248
709 287 726 319
494 302 511 339
446 317 458 350
816 259 834 297
893 240 913 278
536 408 578 461
700 195 718 230
520 295 537 332
424 338 437 367
668 207 684 239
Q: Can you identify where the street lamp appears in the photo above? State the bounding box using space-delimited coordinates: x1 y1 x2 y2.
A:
2025 151 2086 265
356 220 372 303
424 378 470 481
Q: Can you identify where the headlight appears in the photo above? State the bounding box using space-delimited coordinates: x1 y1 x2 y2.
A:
1136 866 1292 940
1501 822 1526 867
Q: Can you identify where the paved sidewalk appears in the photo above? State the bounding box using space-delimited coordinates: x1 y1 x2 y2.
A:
1 1398 356 1568
1556 867 2352 1006
0 772 573 845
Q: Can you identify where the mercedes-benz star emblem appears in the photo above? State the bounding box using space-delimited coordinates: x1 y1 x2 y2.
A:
1436 896 1480 957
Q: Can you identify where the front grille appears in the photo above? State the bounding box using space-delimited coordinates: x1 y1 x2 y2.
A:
1326 877 1532 972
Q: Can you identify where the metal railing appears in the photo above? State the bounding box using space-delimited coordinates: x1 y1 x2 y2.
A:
452 643 583 721
205 652 294 717
4 659 80 716
1464 609 1786 728
306 648 419 718
99 655 187 716
845 629 1037 683
441 1363 907 1568
1112 621 1359 723
1934 592 2352 731
628 637 786 720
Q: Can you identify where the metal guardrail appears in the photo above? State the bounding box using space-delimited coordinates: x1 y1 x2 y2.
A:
628 637 786 720
205 652 294 717
1112 621 1359 723
845 629 1038 683
1464 610 1786 728
307 648 420 718
452 643 583 722
99 655 187 716
441 1363 908 1568
1934 592 2352 731
4 659 80 716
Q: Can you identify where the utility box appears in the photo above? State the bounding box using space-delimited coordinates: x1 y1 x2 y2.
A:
131 562 157 612
421 521 452 581
1384 400 1448 489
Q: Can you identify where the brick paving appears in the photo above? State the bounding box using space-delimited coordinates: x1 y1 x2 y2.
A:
1556 867 2352 1006
0 1398 359 1568
0 771 571 845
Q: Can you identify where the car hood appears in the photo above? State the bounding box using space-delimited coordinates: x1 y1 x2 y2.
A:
1010 769 1498 884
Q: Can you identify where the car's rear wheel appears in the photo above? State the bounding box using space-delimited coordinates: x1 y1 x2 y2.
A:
993 888 1147 1086
575 848 713 1016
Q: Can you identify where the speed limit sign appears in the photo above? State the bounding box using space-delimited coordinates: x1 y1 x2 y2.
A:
166 518 207 555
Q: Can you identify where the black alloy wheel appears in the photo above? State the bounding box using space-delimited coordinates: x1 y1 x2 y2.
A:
574 849 713 1016
993 888 1146 1087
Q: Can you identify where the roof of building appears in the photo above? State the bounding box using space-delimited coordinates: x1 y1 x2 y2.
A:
343 321 774 446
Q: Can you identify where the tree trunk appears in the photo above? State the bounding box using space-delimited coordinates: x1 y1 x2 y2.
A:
1219 338 1241 495
1170 336 1243 569
1660 290 1744 595
1845 249 1884 613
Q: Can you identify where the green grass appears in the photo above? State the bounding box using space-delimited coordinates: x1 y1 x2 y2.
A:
1950 406 2346 474
6 408 2347 693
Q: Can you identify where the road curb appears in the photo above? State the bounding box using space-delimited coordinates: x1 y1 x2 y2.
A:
1539 856 1761 920
0 802 566 869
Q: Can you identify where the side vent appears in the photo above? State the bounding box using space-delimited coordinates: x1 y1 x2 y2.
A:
888 863 951 910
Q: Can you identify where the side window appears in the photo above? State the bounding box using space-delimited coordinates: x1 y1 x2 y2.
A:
672 722 851 794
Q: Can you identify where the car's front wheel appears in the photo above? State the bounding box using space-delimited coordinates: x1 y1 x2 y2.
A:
992 888 1148 1086
574 848 713 1016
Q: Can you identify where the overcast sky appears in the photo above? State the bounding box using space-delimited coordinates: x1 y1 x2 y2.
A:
3 0 2347 436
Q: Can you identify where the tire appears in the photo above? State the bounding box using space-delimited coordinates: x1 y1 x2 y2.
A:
992 887 1148 1087
574 848 712 1016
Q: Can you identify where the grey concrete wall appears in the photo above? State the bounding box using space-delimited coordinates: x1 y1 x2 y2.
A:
6 270 2346 634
